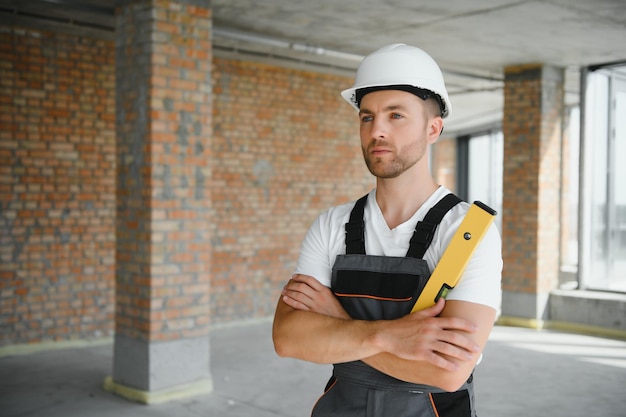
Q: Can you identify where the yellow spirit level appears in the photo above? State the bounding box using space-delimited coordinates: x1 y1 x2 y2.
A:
411 201 497 313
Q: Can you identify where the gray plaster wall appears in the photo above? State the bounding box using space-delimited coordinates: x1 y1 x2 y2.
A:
113 334 211 391
501 290 550 321
549 290 626 331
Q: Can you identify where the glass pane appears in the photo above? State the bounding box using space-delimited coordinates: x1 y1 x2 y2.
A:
564 107 580 267
468 134 490 200
468 132 503 231
587 72 610 288
609 81 626 290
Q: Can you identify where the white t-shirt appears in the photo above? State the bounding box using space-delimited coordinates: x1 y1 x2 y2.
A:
295 186 502 313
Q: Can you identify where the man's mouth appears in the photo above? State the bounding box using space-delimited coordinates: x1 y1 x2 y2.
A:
370 147 391 156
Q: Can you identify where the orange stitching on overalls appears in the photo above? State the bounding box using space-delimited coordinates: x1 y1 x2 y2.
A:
333 292 413 302
428 393 441 417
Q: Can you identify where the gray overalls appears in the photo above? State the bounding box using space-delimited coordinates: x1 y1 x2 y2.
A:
311 193 476 417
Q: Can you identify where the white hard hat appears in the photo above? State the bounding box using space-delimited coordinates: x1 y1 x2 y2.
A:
341 43 451 118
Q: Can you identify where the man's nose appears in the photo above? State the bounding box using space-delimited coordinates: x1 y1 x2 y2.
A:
370 117 388 139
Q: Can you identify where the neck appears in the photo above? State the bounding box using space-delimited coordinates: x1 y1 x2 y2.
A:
375 174 439 229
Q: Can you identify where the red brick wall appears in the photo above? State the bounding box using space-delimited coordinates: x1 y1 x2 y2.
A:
431 135 457 191
1 26 373 344
211 58 372 323
0 28 116 345
502 64 562 296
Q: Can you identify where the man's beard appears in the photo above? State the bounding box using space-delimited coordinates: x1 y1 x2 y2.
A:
361 140 422 179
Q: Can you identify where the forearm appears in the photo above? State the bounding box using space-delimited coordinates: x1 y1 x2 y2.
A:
274 299 481 392
272 298 382 364
363 301 496 391
363 352 475 392
275 275 485 384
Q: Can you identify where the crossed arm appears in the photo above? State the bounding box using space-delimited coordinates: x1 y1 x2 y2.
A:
272 274 496 392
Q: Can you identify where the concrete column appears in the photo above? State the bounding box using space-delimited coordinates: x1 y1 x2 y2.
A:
501 64 564 325
106 0 213 403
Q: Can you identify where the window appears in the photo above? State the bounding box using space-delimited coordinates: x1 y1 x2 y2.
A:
580 65 626 292
456 131 504 231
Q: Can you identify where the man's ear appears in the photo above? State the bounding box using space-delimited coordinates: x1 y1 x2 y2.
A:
428 116 444 143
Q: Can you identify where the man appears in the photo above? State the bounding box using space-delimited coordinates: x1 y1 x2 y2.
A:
272 43 502 417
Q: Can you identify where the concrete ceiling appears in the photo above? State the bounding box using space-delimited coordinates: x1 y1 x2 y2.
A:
2 0 626 134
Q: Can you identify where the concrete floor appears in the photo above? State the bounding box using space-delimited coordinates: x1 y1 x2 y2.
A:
1 320 625 417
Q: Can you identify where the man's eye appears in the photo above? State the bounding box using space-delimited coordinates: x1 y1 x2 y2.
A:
391 113 403 119
361 115 373 123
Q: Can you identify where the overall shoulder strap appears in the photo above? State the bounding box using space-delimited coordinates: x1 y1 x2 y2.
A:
406 193 462 259
344 194 369 254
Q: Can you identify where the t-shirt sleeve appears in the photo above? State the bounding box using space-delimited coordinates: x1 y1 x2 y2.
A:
293 212 334 288
444 221 503 315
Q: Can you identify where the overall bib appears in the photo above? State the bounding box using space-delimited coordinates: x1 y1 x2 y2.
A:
311 193 477 417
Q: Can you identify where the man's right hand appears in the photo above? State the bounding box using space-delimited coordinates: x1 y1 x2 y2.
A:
281 274 350 319
367 297 480 372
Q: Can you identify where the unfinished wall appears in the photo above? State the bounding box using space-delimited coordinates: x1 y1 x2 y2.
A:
0 28 116 344
210 57 372 323
0 26 372 345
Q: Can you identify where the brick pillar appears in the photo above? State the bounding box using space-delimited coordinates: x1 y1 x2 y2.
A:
105 0 213 403
501 64 564 324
